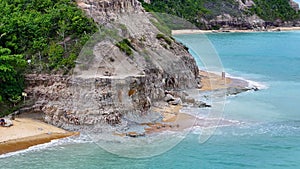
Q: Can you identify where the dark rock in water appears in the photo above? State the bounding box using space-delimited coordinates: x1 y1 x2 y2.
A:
169 98 182 105
226 87 250 95
194 101 211 108
126 132 138 137
126 132 145 138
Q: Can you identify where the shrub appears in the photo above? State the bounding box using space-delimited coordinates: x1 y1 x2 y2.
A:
116 39 134 57
156 33 173 45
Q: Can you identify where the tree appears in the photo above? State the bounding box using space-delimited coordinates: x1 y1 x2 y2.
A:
0 46 26 104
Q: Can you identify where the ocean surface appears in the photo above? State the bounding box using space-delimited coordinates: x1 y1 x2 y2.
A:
1 31 300 169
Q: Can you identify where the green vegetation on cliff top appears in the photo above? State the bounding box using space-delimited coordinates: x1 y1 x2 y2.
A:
139 0 299 29
0 0 97 116
251 0 299 21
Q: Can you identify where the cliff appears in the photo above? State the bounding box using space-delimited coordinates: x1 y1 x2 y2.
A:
140 0 300 30
24 0 200 131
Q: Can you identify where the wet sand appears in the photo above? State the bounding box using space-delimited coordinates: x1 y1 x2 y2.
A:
146 105 237 135
146 105 196 134
0 118 79 155
199 70 232 91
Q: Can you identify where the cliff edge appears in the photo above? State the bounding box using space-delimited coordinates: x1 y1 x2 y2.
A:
25 0 200 131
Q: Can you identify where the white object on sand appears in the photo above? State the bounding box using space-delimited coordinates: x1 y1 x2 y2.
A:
3 119 13 127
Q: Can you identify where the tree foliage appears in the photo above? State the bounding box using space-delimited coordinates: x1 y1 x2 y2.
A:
251 0 299 21
0 0 97 115
0 0 97 72
0 47 26 103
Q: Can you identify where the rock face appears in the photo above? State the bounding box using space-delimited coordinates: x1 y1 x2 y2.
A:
211 0 300 29
203 0 263 30
289 0 299 12
205 0 300 30
145 0 300 30
25 0 199 131
236 0 255 10
208 13 265 30
77 0 144 24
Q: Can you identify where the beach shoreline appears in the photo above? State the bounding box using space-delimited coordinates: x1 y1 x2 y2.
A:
172 27 300 35
140 70 254 135
0 132 79 155
0 118 79 155
0 71 253 155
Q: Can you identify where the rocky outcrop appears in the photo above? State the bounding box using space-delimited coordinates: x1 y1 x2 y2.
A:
207 0 300 29
208 14 265 30
77 0 144 24
289 0 299 12
24 0 199 131
236 0 255 10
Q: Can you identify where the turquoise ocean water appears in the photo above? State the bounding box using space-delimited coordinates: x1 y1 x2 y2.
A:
1 31 300 169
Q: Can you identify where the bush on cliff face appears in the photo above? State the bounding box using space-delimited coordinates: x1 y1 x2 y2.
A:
156 33 173 45
116 39 134 57
0 0 97 115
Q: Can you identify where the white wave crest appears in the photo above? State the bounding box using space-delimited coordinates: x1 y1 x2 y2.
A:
226 72 269 90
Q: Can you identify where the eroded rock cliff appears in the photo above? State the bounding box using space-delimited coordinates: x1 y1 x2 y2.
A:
25 0 200 131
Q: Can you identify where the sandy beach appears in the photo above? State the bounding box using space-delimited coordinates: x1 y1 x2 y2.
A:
0 118 79 155
199 70 231 91
172 27 300 35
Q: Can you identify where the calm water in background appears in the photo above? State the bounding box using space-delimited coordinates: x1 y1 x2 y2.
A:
1 31 300 169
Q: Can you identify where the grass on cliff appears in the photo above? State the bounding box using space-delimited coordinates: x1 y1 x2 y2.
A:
116 39 134 57
156 33 173 45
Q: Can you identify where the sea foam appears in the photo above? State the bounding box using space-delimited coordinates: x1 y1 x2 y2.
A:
226 72 269 90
